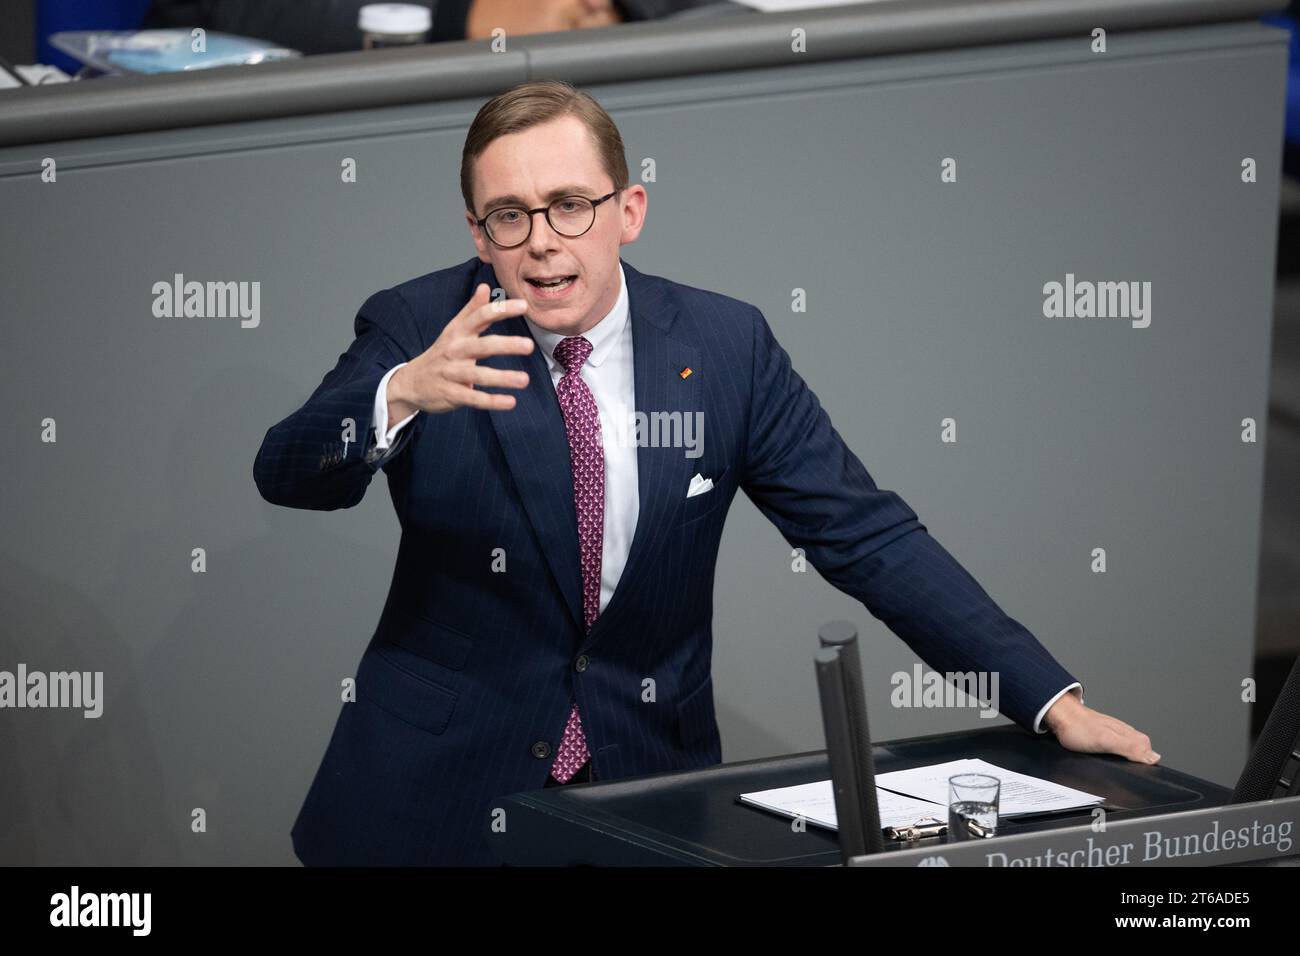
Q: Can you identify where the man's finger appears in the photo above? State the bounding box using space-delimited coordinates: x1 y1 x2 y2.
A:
449 283 520 329
460 294 530 334
442 358 529 395
447 381 518 411
454 333 536 361
1103 722 1160 764
463 365 530 390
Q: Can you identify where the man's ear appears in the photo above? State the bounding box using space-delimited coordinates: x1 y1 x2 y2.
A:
619 185 648 244
466 212 491 263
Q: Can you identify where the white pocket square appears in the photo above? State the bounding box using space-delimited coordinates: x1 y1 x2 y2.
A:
686 473 714 498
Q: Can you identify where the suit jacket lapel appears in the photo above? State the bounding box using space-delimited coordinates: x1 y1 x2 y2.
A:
584 260 699 651
480 260 586 634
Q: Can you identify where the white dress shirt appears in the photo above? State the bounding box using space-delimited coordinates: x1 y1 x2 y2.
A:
368 262 1081 733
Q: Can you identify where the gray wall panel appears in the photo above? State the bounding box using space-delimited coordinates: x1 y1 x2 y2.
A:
0 21 1284 863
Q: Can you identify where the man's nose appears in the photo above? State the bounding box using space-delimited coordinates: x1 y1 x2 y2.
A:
526 209 562 249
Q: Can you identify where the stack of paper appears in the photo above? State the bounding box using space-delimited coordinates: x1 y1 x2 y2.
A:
738 758 1105 832
739 780 949 832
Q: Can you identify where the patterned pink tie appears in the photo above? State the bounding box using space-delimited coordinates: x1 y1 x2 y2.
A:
550 335 602 783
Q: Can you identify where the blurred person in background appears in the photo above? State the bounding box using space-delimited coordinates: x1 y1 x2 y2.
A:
141 0 721 54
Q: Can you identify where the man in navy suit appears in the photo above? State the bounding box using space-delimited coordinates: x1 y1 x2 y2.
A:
254 79 1159 866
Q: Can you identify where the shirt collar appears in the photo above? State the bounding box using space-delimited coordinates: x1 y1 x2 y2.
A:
524 262 628 371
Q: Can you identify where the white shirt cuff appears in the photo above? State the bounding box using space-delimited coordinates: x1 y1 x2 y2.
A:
1034 682 1083 735
374 362 416 450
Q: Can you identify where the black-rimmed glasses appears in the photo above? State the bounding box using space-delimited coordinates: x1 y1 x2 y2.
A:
474 190 619 248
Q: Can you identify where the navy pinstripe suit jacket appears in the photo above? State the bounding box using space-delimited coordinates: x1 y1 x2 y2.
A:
253 255 1079 866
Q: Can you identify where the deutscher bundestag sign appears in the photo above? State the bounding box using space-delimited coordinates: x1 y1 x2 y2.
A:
849 796 1300 867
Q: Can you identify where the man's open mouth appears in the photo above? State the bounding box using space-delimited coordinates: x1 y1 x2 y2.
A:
526 275 577 290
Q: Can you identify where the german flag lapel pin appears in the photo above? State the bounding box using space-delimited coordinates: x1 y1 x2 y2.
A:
679 366 693 380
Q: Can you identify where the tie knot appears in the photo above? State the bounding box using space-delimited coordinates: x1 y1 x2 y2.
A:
553 335 593 373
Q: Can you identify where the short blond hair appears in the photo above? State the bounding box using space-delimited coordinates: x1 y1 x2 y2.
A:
461 79 630 214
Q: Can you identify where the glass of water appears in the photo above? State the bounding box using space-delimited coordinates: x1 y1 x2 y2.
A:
948 773 1000 840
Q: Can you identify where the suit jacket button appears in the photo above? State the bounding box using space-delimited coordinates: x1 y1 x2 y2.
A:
574 655 589 673
531 740 551 759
